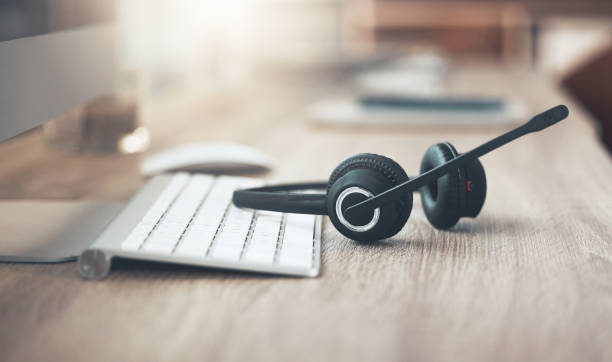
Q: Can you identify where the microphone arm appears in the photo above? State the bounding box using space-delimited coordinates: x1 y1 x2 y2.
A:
344 104 569 218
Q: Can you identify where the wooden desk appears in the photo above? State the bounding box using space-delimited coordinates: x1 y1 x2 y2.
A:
1 64 611 362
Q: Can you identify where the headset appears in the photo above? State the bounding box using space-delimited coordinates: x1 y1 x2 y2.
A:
233 105 569 242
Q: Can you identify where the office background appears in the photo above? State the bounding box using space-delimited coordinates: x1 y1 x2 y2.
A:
0 1 611 362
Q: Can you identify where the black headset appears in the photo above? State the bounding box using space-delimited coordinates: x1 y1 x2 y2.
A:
233 105 569 241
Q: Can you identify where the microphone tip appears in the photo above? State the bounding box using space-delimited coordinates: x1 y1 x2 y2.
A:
527 104 569 132
553 104 570 119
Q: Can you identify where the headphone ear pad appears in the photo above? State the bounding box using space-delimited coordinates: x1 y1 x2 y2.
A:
327 153 412 241
463 158 487 217
419 143 463 229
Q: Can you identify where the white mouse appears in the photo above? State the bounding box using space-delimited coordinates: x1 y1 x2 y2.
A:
140 142 275 177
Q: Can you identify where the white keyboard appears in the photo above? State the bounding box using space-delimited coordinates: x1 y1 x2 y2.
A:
78 173 321 279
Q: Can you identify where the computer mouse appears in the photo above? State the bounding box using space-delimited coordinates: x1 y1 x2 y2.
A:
140 142 275 176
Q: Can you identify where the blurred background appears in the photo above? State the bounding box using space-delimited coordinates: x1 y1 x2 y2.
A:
113 0 612 75
1 0 611 155
119 0 612 152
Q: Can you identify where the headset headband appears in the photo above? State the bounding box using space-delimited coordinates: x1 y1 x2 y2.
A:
233 182 328 215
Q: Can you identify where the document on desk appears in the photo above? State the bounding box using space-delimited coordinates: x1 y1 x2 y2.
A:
311 55 526 127
309 95 526 127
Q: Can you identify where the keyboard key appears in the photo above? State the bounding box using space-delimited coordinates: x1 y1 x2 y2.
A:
209 204 255 260
280 246 313 260
174 244 208 258
244 212 282 263
142 242 174 254
121 173 189 250
278 214 315 268
209 244 243 261
179 226 218 247
175 178 244 254
244 249 275 264
145 175 213 250
278 255 312 269
282 214 315 248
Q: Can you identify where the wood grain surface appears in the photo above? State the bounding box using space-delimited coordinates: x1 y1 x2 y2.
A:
0 64 611 362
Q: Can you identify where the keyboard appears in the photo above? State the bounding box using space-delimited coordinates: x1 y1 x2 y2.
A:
78 173 321 279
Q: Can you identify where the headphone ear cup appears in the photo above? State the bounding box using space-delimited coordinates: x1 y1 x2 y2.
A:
327 153 412 241
462 158 487 217
419 143 463 229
